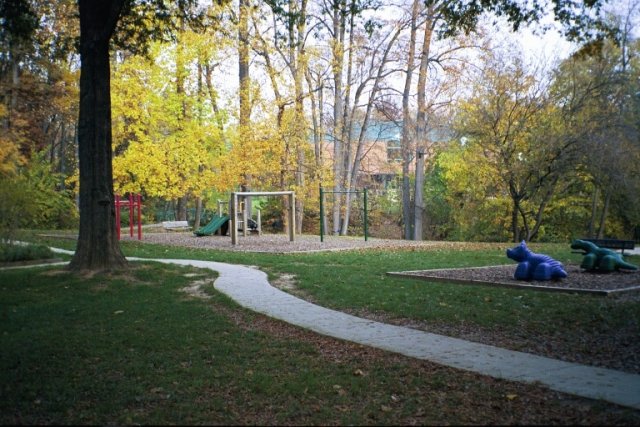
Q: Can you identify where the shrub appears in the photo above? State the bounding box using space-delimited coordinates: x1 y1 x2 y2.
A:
0 242 54 262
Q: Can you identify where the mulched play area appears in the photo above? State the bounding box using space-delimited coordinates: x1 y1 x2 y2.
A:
388 264 640 296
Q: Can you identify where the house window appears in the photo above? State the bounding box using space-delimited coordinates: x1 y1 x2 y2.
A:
386 139 401 162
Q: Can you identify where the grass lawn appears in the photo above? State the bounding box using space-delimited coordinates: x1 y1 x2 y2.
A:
2 233 639 424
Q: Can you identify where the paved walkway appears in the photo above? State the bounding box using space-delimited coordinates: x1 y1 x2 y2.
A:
29 248 640 410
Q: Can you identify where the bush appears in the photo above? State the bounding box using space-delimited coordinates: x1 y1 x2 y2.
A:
0 242 54 262
0 153 78 239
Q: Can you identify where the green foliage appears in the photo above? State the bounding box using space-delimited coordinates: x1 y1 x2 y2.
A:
258 196 285 225
423 162 452 239
427 35 640 242
431 141 512 242
432 0 613 43
0 242 54 262
0 153 77 238
0 0 38 45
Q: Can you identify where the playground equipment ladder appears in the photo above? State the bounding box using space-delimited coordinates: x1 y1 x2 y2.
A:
115 193 142 240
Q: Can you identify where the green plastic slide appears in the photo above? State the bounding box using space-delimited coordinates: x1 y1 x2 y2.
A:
194 214 229 237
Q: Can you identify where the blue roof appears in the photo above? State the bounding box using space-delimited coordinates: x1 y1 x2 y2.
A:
323 121 452 143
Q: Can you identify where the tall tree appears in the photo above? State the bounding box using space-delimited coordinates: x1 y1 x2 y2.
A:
238 0 253 221
68 0 213 272
556 35 640 238
455 49 572 242
319 0 400 235
68 0 128 271
340 13 405 234
256 0 311 233
111 38 225 204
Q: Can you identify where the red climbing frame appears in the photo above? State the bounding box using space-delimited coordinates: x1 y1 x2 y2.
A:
115 193 143 240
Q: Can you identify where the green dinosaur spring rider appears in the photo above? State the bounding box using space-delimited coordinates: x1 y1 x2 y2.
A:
570 239 638 272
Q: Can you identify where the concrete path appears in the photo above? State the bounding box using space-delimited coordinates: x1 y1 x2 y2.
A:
24 248 640 410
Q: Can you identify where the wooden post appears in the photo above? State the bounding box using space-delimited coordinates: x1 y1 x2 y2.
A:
288 192 295 242
231 193 238 245
257 209 261 236
217 199 224 235
136 193 142 240
319 186 324 242
242 196 248 237
228 191 295 245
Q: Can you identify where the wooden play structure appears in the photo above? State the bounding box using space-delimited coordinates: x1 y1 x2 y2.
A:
230 191 295 245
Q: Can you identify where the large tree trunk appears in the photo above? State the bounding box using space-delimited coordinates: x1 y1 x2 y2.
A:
69 0 127 272
238 0 250 131
176 196 188 221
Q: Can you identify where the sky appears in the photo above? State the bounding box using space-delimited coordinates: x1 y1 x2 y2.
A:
515 0 640 63
516 25 577 63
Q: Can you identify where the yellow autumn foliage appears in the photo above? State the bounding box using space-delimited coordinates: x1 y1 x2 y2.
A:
111 37 226 199
0 105 26 177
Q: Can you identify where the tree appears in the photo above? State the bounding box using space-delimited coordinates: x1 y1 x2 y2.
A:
111 39 226 204
0 0 38 133
252 0 312 233
68 0 129 271
339 14 405 235
446 19 639 243
397 0 613 240
69 0 215 272
455 47 578 242
436 139 513 241
554 35 640 239
314 0 406 235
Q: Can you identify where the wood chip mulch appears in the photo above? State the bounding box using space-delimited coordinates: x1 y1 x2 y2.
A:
389 264 640 295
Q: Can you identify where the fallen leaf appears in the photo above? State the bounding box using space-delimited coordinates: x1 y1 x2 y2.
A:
505 394 518 400
353 369 365 376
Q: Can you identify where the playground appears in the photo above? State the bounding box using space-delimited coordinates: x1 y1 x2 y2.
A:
130 230 437 253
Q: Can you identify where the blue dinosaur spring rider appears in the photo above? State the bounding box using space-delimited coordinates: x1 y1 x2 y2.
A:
506 241 568 281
